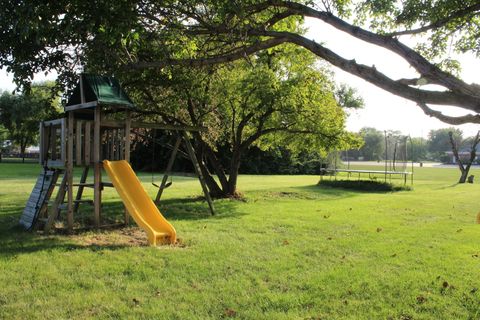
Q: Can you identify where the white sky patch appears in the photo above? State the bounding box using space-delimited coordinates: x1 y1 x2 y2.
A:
304 17 480 138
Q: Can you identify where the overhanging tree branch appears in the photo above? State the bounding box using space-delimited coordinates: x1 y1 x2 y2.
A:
127 37 288 69
268 1 478 97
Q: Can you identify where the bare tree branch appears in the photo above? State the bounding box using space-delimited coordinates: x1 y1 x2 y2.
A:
418 103 480 125
270 1 478 97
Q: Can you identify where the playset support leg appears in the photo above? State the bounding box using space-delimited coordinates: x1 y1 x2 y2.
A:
44 171 67 233
155 135 182 204
66 112 74 231
93 106 102 227
182 132 215 216
73 166 89 214
123 111 131 225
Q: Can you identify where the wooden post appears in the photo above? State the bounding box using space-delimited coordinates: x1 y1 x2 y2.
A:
76 120 83 166
50 125 57 160
93 106 102 227
182 132 215 215
39 122 45 165
73 166 89 214
84 121 91 165
60 119 66 165
125 112 131 162
66 112 74 231
123 112 132 225
44 171 67 233
155 135 181 204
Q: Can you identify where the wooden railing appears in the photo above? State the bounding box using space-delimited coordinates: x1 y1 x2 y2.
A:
40 118 128 168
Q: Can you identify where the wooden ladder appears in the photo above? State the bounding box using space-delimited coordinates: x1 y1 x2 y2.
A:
37 166 92 233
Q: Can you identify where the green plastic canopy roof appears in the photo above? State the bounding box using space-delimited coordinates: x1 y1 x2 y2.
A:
66 74 134 108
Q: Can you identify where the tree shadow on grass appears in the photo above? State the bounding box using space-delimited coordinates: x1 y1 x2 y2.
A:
0 224 135 259
287 184 359 201
315 180 412 193
0 197 247 257
98 197 247 222
435 183 460 190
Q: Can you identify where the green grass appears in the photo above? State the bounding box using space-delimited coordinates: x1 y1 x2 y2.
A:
1 163 480 319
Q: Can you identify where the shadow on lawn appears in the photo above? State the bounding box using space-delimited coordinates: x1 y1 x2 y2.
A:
0 196 246 257
289 184 359 200
316 180 412 193
0 230 139 258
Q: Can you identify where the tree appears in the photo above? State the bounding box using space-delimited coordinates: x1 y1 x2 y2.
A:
358 127 384 161
0 83 60 162
448 131 480 183
0 124 8 162
0 1 479 125
427 128 463 161
409 137 428 162
127 44 358 197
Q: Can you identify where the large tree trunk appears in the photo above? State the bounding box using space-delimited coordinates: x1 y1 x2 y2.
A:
20 140 26 163
449 131 480 183
226 146 242 197
189 135 237 198
459 170 469 184
189 137 244 198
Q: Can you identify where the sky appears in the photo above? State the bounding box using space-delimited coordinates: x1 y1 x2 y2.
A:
0 16 479 138
304 17 480 138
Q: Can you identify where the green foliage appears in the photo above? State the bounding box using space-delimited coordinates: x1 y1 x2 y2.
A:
409 137 429 162
0 124 8 156
335 83 365 110
355 0 480 71
0 82 60 155
118 40 359 195
358 127 384 161
427 127 463 159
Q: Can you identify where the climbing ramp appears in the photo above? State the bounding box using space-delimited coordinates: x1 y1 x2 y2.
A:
20 169 59 229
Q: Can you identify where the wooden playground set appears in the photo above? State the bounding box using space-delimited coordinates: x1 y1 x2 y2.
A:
19 74 214 245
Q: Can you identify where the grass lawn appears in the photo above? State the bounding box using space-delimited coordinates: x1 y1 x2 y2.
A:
0 162 479 319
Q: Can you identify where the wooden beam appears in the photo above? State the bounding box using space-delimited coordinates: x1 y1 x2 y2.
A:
93 106 102 227
39 122 45 165
73 166 89 214
50 124 57 160
66 112 74 231
155 135 181 204
43 118 64 126
76 120 83 166
44 172 67 233
84 121 91 165
124 112 131 225
64 101 98 112
60 119 66 164
182 132 215 215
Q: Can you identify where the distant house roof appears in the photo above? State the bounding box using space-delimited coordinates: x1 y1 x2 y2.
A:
66 74 134 109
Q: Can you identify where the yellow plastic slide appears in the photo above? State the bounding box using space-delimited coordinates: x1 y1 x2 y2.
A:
103 160 176 246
